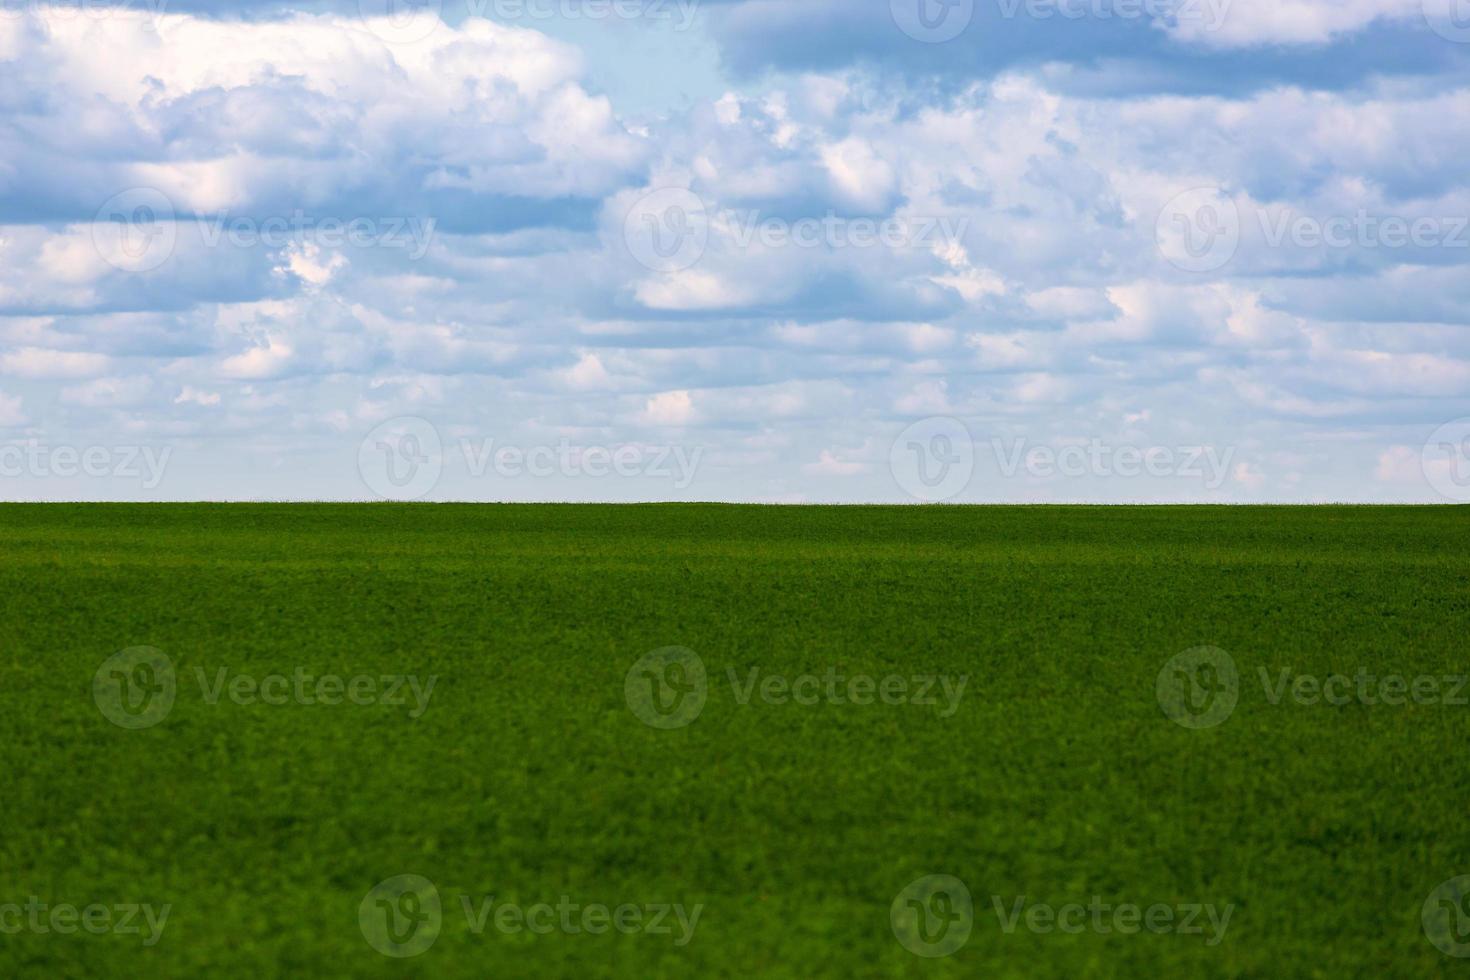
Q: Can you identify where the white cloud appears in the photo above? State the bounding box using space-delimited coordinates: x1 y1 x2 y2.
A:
0 348 110 379
1233 461 1267 490
219 336 295 380
176 386 222 407
277 243 347 288
803 449 866 476
641 390 696 426
562 353 615 390
60 376 153 407
0 390 25 427
1165 0 1424 48
1374 445 1423 483
820 137 896 212
0 7 1466 501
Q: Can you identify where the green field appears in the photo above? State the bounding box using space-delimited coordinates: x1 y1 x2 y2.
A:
2 504 1467 977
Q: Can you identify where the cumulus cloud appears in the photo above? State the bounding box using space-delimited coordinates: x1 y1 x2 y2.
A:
1 4 1468 500
0 390 26 427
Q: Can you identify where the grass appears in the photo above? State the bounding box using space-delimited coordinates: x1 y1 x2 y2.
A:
0 503 1467 977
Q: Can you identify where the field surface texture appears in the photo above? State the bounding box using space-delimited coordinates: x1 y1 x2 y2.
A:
1 504 1467 977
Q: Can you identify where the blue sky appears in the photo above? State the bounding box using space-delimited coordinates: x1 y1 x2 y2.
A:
3 0 1470 502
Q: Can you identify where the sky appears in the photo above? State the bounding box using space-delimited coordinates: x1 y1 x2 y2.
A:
3 0 1470 502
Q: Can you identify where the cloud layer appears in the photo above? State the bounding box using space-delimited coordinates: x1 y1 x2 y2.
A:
2 2 1469 501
